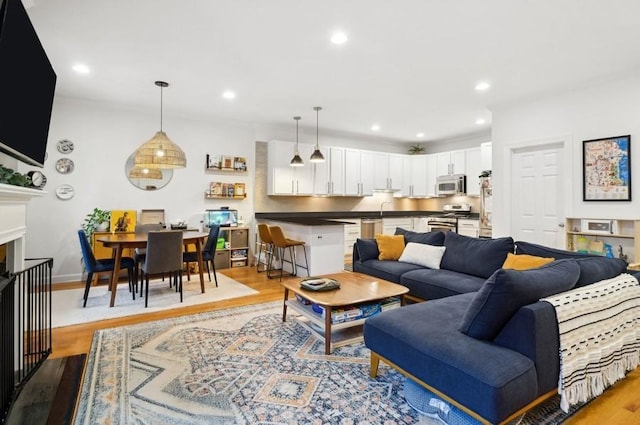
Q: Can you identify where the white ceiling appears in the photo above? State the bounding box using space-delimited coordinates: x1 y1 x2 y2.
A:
25 0 640 144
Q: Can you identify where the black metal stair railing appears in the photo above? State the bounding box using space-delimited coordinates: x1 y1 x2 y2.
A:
0 258 53 422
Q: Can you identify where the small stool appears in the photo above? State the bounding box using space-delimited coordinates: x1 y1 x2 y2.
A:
256 223 275 276
269 226 310 281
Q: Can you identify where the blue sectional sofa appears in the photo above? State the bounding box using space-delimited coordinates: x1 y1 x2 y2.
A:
353 229 629 424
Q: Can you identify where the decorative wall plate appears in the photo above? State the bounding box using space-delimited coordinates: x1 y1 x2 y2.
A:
55 158 74 174
56 139 74 154
55 184 75 200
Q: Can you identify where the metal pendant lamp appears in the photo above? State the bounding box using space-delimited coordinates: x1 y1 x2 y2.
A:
128 165 163 180
134 81 187 169
290 116 304 167
310 106 325 162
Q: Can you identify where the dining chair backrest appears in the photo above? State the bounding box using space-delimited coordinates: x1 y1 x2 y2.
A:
258 223 273 244
144 231 183 274
77 229 97 272
135 223 164 234
203 224 221 256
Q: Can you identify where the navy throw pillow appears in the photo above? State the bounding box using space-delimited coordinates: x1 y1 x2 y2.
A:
355 238 379 262
394 228 445 246
459 259 580 340
440 232 514 278
515 241 627 287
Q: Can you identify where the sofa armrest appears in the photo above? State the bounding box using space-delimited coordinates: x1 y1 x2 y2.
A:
352 241 361 263
492 301 559 395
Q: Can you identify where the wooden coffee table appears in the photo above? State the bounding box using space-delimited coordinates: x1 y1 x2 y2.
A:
281 271 409 354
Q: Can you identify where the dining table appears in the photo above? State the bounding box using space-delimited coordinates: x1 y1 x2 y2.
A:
97 231 208 307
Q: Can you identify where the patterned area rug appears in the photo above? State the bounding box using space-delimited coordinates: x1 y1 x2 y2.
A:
75 301 576 424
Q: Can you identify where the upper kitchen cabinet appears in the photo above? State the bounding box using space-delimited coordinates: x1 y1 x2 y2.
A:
436 149 466 176
268 140 314 195
344 149 374 196
314 147 345 196
373 152 403 192
465 147 482 196
480 142 492 171
401 155 430 197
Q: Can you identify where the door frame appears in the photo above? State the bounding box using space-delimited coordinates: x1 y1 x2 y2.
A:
504 135 573 248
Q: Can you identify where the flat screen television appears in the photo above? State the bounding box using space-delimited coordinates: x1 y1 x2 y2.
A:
0 0 56 167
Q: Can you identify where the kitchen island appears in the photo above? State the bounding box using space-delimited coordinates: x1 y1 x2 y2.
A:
255 215 355 276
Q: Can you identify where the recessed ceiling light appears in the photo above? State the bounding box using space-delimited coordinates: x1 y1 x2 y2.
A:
475 118 486 125
330 32 348 45
72 64 90 74
371 124 380 131
416 132 425 138
474 82 490 91
222 91 236 100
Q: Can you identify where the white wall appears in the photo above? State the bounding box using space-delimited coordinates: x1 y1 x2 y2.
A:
491 75 640 237
19 97 255 282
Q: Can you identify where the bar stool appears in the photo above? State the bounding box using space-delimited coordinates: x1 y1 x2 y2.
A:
269 225 309 281
256 223 275 276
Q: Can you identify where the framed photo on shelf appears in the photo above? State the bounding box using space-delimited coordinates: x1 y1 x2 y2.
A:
210 182 223 196
233 156 247 171
110 210 136 232
207 154 222 170
221 156 234 170
583 135 631 201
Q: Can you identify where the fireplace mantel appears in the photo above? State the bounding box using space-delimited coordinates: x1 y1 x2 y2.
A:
0 183 45 271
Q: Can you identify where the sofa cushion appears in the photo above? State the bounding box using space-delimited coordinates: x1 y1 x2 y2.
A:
364 293 538 424
394 228 445 246
353 259 424 284
440 232 514 278
459 259 580 340
375 234 405 260
355 238 379 262
401 268 485 300
502 252 555 270
398 242 446 269
515 240 627 287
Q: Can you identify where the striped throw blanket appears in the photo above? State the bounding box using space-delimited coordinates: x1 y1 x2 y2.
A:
541 273 640 413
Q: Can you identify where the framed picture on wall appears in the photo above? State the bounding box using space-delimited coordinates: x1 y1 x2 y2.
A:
583 135 631 201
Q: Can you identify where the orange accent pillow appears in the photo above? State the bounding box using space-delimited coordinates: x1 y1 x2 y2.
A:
375 234 406 260
502 253 555 270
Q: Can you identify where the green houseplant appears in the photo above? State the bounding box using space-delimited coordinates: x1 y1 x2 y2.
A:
0 164 31 187
408 144 425 155
82 208 111 244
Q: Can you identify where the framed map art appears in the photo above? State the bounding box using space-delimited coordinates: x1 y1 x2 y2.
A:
583 135 631 201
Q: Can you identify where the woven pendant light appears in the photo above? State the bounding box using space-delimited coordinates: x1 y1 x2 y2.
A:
134 81 187 169
128 165 163 179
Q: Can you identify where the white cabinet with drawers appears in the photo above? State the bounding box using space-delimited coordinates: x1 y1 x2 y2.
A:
457 219 480 238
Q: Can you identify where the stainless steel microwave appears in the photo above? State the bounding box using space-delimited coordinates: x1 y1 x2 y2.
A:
436 174 466 196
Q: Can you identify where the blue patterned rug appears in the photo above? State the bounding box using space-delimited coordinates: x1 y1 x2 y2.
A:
74 301 576 424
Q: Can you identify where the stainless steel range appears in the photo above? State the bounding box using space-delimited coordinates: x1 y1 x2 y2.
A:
426 204 472 233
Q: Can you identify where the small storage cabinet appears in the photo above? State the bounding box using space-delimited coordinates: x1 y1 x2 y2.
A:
565 217 639 263
212 227 250 269
457 219 479 238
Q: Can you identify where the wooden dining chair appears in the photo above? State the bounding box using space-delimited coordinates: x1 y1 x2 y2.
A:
77 229 135 306
269 226 309 282
140 230 184 307
183 224 220 287
257 223 275 277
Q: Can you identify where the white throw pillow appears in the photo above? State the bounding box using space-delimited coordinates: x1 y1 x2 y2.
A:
398 242 446 269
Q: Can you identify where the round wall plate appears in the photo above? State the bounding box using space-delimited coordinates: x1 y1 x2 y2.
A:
55 184 75 200
55 158 74 174
56 139 74 154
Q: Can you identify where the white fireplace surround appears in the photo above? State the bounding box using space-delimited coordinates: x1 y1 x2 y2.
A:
0 183 45 273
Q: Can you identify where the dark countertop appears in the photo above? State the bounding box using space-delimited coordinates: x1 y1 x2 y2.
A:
255 211 480 224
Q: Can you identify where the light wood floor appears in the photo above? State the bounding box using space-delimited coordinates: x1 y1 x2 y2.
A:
51 267 640 424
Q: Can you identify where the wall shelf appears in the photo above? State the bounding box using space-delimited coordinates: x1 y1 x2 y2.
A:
565 217 639 262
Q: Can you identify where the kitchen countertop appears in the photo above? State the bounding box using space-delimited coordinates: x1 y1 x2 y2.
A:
255 211 480 223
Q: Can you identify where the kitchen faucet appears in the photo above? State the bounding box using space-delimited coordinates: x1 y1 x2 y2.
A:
380 201 391 216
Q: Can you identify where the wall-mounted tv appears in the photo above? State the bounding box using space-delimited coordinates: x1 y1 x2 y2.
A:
0 0 56 168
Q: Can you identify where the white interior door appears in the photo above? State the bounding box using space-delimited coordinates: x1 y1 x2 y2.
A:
511 145 564 247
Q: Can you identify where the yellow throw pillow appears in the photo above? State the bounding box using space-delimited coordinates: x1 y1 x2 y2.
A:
502 253 555 270
375 234 405 261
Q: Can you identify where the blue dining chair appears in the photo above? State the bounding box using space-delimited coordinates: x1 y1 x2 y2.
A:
183 224 220 287
77 229 135 307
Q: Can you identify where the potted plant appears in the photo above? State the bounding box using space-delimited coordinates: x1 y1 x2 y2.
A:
82 208 111 243
408 144 425 155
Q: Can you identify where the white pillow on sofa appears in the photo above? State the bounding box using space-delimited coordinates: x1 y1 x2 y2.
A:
398 242 446 269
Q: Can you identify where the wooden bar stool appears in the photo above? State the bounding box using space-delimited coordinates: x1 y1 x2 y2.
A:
257 223 275 276
269 225 310 281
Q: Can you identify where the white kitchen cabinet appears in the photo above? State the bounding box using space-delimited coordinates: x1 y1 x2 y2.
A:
341 218 361 255
344 149 374 196
425 154 438 197
437 149 466 176
480 142 492 171
382 217 413 234
465 147 482 196
401 155 429 197
268 140 314 195
314 147 345 196
457 219 480 238
373 152 403 192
